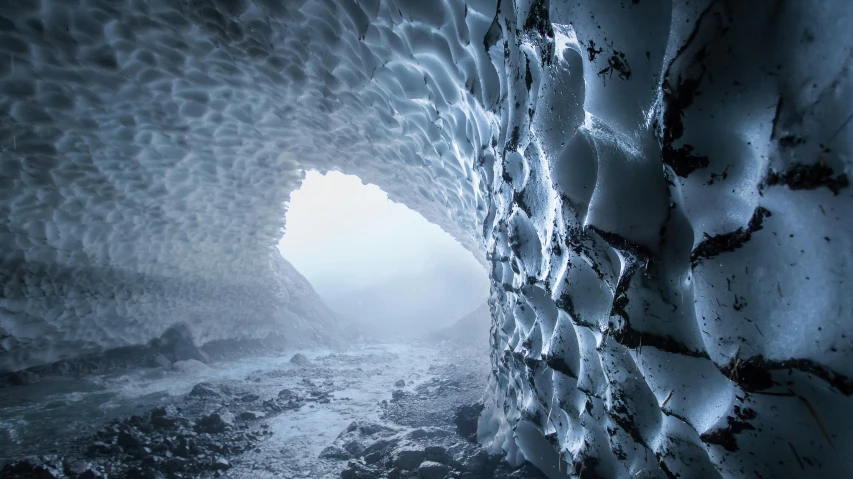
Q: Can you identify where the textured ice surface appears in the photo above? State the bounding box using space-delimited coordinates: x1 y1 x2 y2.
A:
1 0 852 477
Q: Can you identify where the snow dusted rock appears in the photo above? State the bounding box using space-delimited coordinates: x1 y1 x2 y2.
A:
188 382 224 399
0 0 851 477
320 420 400 460
417 460 450 479
170 359 210 374
289 353 313 366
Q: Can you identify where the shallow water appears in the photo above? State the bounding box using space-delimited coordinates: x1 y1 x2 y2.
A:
0 342 451 471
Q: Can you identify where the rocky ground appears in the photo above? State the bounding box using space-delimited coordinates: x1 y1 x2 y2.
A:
0 342 546 479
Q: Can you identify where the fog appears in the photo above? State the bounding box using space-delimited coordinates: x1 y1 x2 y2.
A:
278 171 489 338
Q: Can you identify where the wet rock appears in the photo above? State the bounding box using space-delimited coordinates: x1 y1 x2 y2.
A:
124 467 167 479
195 412 233 434
149 406 186 430
392 446 427 470
321 421 400 460
149 353 172 368
64 459 94 476
0 457 63 479
418 461 450 479
212 457 231 470
424 445 451 464
152 324 208 364
86 441 111 457
117 430 142 449
454 402 484 442
341 460 383 479
141 455 163 468
8 370 40 386
363 450 384 465
188 382 222 399
238 410 265 421
164 457 187 473
76 469 106 479
289 353 312 366
171 359 210 373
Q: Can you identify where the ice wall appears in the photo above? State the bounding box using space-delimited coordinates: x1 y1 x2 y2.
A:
478 1 853 477
0 0 851 476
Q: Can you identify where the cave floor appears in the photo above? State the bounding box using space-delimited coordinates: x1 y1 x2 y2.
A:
0 341 520 479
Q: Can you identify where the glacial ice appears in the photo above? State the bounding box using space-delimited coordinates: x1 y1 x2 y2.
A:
0 0 851 477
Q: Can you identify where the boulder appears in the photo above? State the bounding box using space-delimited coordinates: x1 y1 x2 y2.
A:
188 382 222 399
392 446 426 470
454 402 484 442
8 370 40 386
289 353 312 366
195 412 233 434
152 324 208 364
418 461 450 479
239 410 266 421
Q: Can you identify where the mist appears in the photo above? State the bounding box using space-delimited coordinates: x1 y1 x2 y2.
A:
278 171 489 338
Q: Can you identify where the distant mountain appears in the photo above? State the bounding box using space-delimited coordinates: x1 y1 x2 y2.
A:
429 302 492 349
319 256 488 340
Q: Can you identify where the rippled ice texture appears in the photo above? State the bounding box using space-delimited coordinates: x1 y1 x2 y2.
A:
1 0 852 477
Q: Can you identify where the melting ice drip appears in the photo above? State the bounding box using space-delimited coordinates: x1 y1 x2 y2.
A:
0 0 851 477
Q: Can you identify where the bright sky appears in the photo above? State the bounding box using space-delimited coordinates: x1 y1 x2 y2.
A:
278 171 488 334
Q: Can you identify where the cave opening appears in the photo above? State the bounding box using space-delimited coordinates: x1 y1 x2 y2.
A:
277 170 490 341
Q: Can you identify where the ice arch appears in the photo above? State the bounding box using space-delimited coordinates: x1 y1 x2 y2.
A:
0 0 851 477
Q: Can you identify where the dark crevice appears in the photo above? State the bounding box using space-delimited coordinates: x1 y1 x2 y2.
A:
690 207 771 267
722 355 853 397
765 163 849 195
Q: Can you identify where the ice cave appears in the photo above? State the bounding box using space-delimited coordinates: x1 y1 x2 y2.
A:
0 0 851 478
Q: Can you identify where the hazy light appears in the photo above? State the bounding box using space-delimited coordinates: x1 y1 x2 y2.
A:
278 171 488 336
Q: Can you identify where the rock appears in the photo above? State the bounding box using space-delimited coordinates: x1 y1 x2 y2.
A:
188 382 222 399
394 379 406 388
391 390 407 401
150 408 185 430
150 405 176 418
8 370 40 386
195 412 233 434
212 456 231 470
173 436 196 458
238 410 266 421
149 353 172 368
454 402 484 442
117 430 142 449
277 388 296 400
240 393 260 402
141 455 163 468
63 459 93 476
392 446 427 470
364 450 383 465
418 461 450 479
86 441 111 456
77 470 106 479
0 458 63 478
154 323 208 364
124 467 167 479
319 445 351 460
289 353 312 366
171 359 210 373
165 457 187 473
448 445 488 472
424 445 451 464
341 460 382 479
